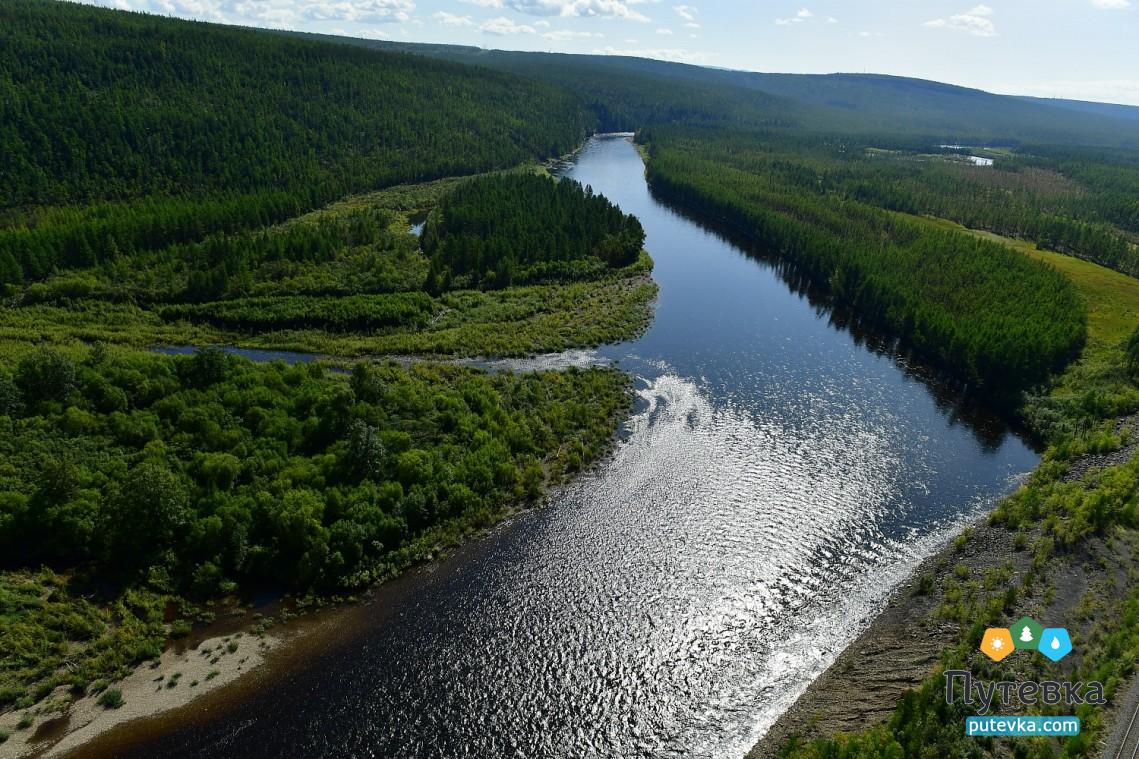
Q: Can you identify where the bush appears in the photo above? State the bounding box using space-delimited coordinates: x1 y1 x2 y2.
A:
97 688 124 709
15 349 77 406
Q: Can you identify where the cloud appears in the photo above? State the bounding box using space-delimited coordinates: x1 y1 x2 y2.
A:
301 0 414 24
1091 0 1130 7
593 44 710 63
826 16 837 23
432 10 472 25
655 27 672 34
541 28 603 39
673 3 695 21
501 0 650 21
924 4 996 36
774 7 813 25
480 15 535 33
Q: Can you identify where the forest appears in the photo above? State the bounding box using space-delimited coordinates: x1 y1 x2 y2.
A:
0 0 590 289
641 128 1088 396
0 345 632 709
421 174 645 290
3 1 1139 755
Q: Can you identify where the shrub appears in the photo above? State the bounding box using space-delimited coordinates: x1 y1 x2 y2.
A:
97 688 124 709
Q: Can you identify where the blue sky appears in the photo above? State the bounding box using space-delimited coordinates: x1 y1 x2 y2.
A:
75 0 1139 105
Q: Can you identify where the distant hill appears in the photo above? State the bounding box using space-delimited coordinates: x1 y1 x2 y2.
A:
304 34 1139 148
0 0 589 207
1017 96 1139 123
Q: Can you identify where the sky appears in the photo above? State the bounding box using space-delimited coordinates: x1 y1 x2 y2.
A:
74 0 1139 106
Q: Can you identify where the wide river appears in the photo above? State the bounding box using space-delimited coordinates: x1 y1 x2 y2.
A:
105 135 1038 758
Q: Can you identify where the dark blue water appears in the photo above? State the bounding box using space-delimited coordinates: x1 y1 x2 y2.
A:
97 135 1037 759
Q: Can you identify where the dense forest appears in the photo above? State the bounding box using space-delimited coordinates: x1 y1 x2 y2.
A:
0 0 591 290
341 39 1139 147
421 174 645 290
641 128 1088 396
0 345 632 708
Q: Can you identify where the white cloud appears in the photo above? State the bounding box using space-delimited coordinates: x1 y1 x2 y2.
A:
1092 0 1130 7
502 0 650 22
774 8 813 25
826 16 837 23
541 28 603 39
301 0 414 24
593 44 710 63
924 4 996 37
655 26 672 34
480 15 536 33
432 10 472 25
673 3 695 21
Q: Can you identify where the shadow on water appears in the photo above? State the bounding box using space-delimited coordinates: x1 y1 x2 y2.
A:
642 183 1033 454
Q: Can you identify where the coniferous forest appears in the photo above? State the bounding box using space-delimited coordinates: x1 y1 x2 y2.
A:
3 1 1139 757
421 174 645 290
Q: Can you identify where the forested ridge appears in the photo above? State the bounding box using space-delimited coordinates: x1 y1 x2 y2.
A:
0 0 588 207
642 128 1088 396
0 0 591 291
336 38 1139 147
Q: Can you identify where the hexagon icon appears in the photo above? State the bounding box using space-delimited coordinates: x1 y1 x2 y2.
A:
1012 616 1044 650
981 628 1015 662
1039 628 1073 662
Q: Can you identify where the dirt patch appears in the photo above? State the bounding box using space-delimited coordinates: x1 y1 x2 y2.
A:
748 522 1027 757
0 631 279 759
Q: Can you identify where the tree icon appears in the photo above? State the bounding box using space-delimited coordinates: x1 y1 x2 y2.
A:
1012 616 1043 650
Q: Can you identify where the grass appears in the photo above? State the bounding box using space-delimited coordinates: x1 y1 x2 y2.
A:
915 214 1139 350
0 570 167 712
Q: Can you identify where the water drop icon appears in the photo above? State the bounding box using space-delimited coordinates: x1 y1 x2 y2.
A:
1050 637 1060 650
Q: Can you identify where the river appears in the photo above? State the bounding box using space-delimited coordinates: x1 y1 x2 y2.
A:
97 134 1038 758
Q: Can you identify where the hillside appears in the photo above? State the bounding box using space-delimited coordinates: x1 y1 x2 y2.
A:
316 35 1139 147
0 0 590 209
1018 95 1139 123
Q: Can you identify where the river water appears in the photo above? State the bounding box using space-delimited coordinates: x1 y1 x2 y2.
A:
105 135 1037 759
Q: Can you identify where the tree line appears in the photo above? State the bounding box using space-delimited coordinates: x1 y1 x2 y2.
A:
421 174 645 291
642 128 1087 397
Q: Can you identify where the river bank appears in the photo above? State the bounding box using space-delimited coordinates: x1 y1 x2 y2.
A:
743 214 1139 757
749 478 1139 758
0 628 280 759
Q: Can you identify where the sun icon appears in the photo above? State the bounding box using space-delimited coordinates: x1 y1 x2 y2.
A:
980 628 1014 662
